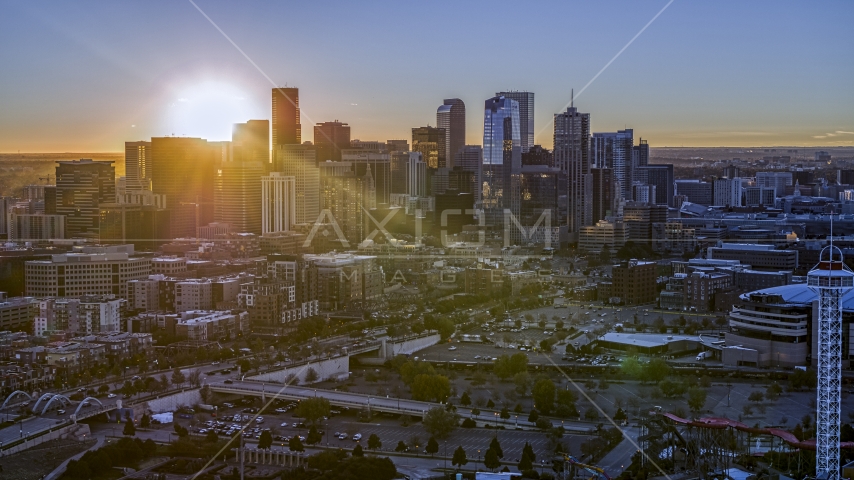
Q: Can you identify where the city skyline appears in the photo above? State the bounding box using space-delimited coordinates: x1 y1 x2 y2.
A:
1 1 852 152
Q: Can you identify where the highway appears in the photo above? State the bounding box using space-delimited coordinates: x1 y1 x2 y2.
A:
208 380 595 433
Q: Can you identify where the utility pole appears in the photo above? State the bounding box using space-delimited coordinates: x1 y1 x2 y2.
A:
240 432 244 480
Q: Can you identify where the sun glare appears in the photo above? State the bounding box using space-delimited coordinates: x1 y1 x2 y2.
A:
162 81 263 141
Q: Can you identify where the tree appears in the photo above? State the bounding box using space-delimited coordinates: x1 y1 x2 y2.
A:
790 369 817 391
423 406 459 439
295 397 331 425
395 441 408 452
452 446 468 469
199 385 212 404
306 425 322 445
460 391 472 406
171 368 185 388
489 436 504 459
620 357 642 378
687 387 708 412
305 367 319 383
518 451 533 471
528 409 539 422
426 437 439 457
486 399 495 408
123 419 136 436
584 407 599 420
353 444 364 457
187 369 202 388
98 384 109 394
411 374 451 402
120 380 136 398
206 429 219 443
532 378 556 414
484 447 501 471
523 441 536 463
500 407 510 422
139 413 150 428
368 433 382 450
174 423 189 437
642 358 670 383
766 383 783 401
288 435 304 452
493 353 529 380
514 372 531 395
748 391 764 403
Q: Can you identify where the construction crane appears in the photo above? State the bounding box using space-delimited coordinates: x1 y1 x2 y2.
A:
554 455 610 480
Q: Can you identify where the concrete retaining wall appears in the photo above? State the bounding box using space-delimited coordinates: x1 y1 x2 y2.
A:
248 356 349 385
1 423 91 456
146 389 202 414
383 333 441 357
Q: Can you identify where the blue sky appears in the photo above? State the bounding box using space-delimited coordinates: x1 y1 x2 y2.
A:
1 0 852 152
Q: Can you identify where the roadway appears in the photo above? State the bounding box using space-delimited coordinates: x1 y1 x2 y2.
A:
208 380 593 433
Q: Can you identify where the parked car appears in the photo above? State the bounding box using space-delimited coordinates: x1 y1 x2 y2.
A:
353 433 362 441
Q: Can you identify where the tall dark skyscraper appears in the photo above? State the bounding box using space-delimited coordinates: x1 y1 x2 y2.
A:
482 96 521 232
314 121 350 162
496 91 534 153
636 164 674 206
436 98 466 168
554 105 591 236
591 167 616 222
151 137 218 238
272 87 301 150
56 159 116 239
521 145 553 167
632 138 649 169
454 145 483 203
214 120 269 234
412 126 443 169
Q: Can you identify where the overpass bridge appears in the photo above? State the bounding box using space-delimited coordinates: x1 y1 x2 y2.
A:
209 380 438 417
207 380 595 433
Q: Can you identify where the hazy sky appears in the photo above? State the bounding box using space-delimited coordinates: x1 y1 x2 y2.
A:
1 1 852 152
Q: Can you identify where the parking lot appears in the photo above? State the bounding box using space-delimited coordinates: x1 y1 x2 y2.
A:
165 397 581 462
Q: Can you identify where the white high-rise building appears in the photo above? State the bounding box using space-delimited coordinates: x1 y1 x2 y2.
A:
124 141 152 191
592 129 634 200
275 145 320 225
755 171 792 197
713 177 743 207
262 173 296 235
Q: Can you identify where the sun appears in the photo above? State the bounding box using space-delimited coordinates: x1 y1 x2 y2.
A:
162 81 263 141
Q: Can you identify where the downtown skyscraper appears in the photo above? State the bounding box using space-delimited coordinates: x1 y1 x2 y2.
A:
124 141 152 191
496 91 534 153
272 87 301 154
150 137 218 238
592 129 634 200
482 96 521 232
214 120 268 234
436 98 466 168
554 105 591 238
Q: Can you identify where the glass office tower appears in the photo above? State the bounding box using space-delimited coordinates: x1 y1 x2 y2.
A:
482 96 522 233
496 91 534 153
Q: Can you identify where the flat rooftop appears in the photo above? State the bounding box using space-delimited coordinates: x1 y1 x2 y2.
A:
599 332 701 349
